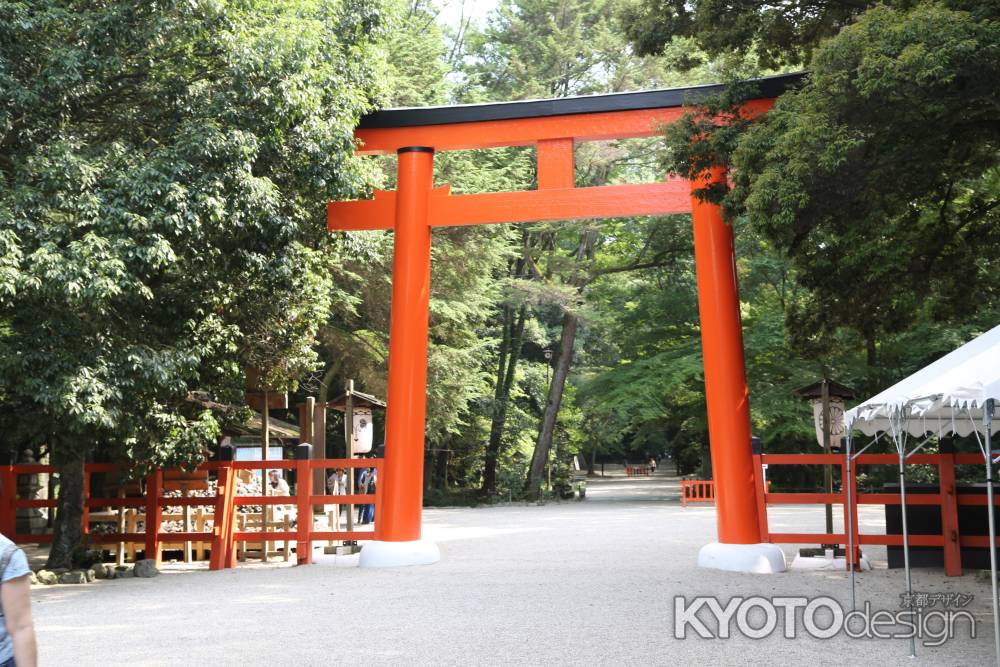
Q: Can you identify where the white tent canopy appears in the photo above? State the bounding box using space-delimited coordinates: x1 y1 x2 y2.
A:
845 323 1000 437
842 322 1000 663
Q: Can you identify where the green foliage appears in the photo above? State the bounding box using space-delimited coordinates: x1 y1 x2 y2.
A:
0 0 387 471
4 0 993 518
731 2 1000 354
622 0 878 68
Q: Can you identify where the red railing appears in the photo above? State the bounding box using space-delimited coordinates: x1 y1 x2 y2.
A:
681 479 769 507
681 479 715 506
751 451 995 576
0 456 383 571
626 465 651 477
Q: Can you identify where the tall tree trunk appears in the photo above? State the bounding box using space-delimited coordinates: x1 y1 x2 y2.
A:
46 452 85 569
317 357 343 406
483 303 527 497
527 310 579 497
863 333 879 393
699 439 712 480
434 449 449 491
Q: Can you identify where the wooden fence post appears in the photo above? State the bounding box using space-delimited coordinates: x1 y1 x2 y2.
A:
295 444 313 565
144 470 162 565
82 466 90 536
751 442 769 542
374 460 384 540
223 459 238 569
0 463 16 539
938 451 962 576
209 445 234 571
848 456 861 568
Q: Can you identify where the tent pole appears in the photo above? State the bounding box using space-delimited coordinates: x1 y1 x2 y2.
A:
845 432 856 611
984 398 999 666
898 434 916 659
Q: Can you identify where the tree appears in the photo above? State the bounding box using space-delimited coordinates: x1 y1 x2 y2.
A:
0 0 387 566
453 0 698 497
623 0 875 69
639 1 999 372
730 3 1000 367
610 0 1000 487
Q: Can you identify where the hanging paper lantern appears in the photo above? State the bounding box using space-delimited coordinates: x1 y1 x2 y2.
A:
353 407 374 454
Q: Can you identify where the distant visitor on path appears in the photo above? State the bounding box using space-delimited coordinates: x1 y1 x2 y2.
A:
0 533 37 666
649 457 657 475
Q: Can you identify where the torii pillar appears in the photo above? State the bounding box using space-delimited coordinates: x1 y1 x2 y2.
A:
689 168 784 573
357 146 441 567
329 77 801 571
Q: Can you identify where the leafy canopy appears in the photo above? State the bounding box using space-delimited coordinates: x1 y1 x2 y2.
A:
0 0 388 466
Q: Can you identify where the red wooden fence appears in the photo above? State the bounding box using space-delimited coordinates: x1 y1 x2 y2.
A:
681 479 715 506
751 451 996 577
0 457 382 570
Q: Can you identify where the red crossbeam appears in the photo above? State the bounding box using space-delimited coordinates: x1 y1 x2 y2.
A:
328 181 691 232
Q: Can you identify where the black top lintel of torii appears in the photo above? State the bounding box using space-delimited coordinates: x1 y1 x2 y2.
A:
357 72 807 130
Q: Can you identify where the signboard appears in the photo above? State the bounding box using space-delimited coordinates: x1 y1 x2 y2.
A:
811 398 846 451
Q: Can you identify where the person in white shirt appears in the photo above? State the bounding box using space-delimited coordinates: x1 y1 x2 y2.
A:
267 469 290 496
0 534 37 667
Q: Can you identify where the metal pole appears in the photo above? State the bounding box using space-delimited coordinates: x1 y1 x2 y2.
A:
984 398 999 666
845 431 856 611
898 434 916 659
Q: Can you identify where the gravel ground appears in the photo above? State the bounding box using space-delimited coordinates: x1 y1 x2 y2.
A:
31 471 997 666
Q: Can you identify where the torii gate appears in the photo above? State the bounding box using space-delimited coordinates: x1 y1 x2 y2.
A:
328 74 803 571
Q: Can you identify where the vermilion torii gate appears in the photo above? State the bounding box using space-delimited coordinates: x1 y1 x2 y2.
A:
329 74 802 571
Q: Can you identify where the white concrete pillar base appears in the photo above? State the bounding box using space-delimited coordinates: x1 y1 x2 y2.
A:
358 540 440 568
697 542 787 573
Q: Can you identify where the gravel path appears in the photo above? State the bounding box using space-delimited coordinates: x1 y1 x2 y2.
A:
31 471 997 666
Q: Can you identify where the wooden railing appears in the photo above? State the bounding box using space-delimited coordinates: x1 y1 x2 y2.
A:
681 479 715 506
752 451 997 577
0 450 382 571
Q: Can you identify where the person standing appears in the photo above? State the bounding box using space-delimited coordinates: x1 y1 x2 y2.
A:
362 469 377 524
356 467 370 524
267 469 290 496
0 534 37 667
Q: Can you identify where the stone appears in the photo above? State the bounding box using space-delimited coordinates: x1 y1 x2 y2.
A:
92 563 108 579
84 569 96 583
114 566 133 579
35 570 58 585
28 571 37 586
58 571 87 585
134 559 159 578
